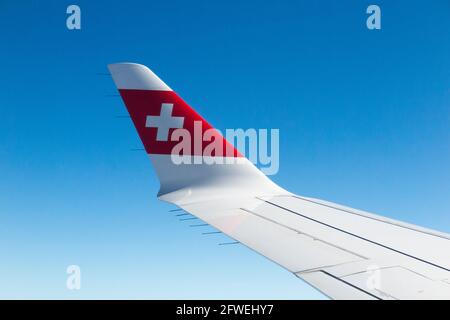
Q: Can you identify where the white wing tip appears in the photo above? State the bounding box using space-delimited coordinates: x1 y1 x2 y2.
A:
107 62 172 91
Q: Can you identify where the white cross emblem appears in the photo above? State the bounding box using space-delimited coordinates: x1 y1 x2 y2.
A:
145 103 184 141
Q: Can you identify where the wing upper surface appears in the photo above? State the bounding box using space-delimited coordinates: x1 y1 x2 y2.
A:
176 194 450 299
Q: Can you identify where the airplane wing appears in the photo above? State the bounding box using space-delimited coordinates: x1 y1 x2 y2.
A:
108 63 450 300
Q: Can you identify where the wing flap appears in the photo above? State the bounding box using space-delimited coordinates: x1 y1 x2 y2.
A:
298 270 380 300
340 266 450 299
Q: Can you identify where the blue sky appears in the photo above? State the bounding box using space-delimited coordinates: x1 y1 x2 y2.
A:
0 0 449 299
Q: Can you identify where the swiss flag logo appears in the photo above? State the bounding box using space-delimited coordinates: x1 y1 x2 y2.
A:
118 89 240 157
145 103 184 141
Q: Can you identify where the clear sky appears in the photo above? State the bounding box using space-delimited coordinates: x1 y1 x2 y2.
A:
0 0 449 299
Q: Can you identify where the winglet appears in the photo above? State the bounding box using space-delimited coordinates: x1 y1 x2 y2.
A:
108 63 286 203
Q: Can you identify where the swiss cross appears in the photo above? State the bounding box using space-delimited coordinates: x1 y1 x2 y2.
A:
145 103 184 141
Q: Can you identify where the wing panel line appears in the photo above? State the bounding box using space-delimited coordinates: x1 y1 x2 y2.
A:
260 198 450 273
319 270 382 300
290 195 450 241
240 207 368 260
